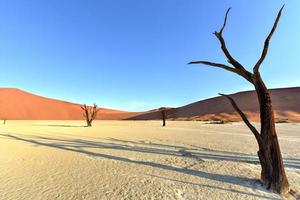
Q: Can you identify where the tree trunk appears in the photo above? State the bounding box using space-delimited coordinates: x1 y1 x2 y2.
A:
161 110 167 127
162 111 166 127
85 118 91 127
254 75 289 194
87 120 92 127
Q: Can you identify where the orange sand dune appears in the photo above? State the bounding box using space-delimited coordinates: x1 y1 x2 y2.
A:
0 87 300 121
129 87 300 122
0 88 141 120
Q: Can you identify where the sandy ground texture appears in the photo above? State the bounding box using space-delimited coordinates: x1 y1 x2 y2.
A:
0 120 299 200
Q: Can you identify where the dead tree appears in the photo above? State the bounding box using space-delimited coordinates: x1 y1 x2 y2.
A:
81 103 100 127
189 6 289 194
160 108 168 126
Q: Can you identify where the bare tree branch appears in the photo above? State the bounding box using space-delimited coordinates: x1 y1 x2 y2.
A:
219 7 231 35
189 61 253 82
81 104 87 110
189 8 254 83
81 103 100 127
253 5 284 74
188 61 237 73
219 93 262 144
91 103 101 120
214 8 246 71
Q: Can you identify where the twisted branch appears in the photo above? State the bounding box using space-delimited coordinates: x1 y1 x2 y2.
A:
253 5 284 74
219 93 262 144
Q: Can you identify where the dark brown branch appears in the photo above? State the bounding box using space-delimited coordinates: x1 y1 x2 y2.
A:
219 7 231 35
189 61 253 82
219 93 262 144
214 8 246 71
81 104 86 110
91 103 101 120
253 5 284 74
188 61 237 73
81 103 100 127
188 8 255 83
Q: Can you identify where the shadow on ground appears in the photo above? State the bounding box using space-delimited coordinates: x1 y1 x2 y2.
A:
37 124 87 128
1 133 297 199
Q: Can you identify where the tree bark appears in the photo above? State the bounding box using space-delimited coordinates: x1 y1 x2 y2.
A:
254 75 289 194
86 120 92 127
161 110 166 126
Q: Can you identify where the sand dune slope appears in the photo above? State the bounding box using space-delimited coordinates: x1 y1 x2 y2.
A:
0 87 300 121
130 87 300 122
0 88 140 120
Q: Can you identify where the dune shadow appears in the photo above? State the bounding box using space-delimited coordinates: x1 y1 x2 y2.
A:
0 133 298 198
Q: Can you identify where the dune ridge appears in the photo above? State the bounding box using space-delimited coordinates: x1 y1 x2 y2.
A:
130 87 300 122
0 87 300 121
0 88 141 120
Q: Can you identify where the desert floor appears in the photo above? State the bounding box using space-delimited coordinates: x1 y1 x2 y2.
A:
0 121 299 200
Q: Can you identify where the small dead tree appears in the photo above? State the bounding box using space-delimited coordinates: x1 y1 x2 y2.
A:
189 6 289 194
81 103 100 127
159 107 172 127
160 108 167 126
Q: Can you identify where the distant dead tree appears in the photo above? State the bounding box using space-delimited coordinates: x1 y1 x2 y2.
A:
81 103 100 127
159 107 171 127
189 6 289 194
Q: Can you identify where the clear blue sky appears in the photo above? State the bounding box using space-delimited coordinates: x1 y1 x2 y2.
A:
0 0 299 111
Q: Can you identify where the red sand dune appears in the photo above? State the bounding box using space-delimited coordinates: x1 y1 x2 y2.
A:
0 87 300 121
129 87 300 122
0 88 141 120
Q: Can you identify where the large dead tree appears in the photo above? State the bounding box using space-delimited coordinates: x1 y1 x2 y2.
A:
189 6 289 194
81 103 100 127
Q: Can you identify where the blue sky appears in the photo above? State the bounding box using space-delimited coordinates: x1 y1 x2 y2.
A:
0 0 299 111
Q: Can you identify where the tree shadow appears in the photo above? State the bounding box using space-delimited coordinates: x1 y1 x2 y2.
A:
146 174 280 200
104 137 300 169
43 124 86 128
0 133 298 198
3 133 299 169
